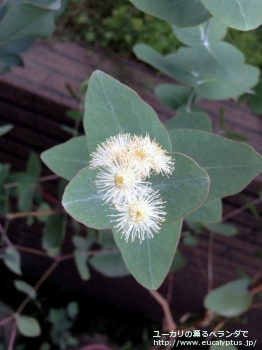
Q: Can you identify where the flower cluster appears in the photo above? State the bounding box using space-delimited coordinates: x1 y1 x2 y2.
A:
90 133 175 243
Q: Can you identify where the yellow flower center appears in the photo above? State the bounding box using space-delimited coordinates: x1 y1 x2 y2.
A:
128 202 147 222
115 175 124 188
135 149 146 160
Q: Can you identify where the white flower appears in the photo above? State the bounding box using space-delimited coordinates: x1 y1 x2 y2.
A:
127 134 154 177
95 161 151 204
149 140 175 176
112 191 166 243
89 133 131 169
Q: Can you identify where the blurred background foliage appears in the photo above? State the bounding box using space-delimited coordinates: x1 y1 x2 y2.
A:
56 0 262 68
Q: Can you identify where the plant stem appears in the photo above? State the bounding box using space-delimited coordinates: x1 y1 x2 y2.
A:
6 209 64 219
35 187 61 206
185 89 195 112
39 174 60 182
148 290 177 331
15 259 60 316
13 245 51 258
0 315 13 327
222 197 262 221
7 320 17 350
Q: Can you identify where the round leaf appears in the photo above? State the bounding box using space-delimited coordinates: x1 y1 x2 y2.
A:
62 167 112 229
155 84 191 110
3 247 22 275
113 220 182 290
165 110 211 132
133 44 198 87
14 280 36 299
41 136 90 181
173 43 245 84
169 129 262 202
186 199 222 224
16 315 41 337
205 223 237 236
172 18 227 46
200 0 262 31
151 153 210 224
84 70 170 154
73 250 90 281
129 0 211 27
196 64 260 100
89 252 130 277
204 279 252 317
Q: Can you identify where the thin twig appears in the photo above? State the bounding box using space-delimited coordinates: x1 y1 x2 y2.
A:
7 320 16 350
13 245 51 258
0 316 13 327
35 187 61 206
148 290 177 332
222 197 262 221
6 209 64 219
15 259 60 315
39 174 60 182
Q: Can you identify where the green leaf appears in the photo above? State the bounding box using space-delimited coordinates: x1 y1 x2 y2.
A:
18 186 34 212
0 163 10 184
129 0 211 27
165 109 211 132
26 152 41 178
173 43 245 84
89 252 130 277
172 18 227 46
36 202 51 223
204 279 252 317
170 249 186 272
41 136 89 181
0 1 59 47
151 153 210 224
196 64 260 100
205 223 237 236
169 129 262 202
14 280 36 299
67 301 79 319
73 250 90 281
66 110 83 122
223 130 248 142
42 213 66 255
113 220 182 289
84 70 171 154
155 84 191 110
186 199 222 224
16 315 41 337
63 153 210 229
98 229 117 248
0 124 13 137
200 0 262 31
133 44 197 87
183 235 198 246
2 247 22 275
62 167 112 229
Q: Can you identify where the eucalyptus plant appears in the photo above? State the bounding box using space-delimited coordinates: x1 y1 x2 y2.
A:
1 0 262 348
